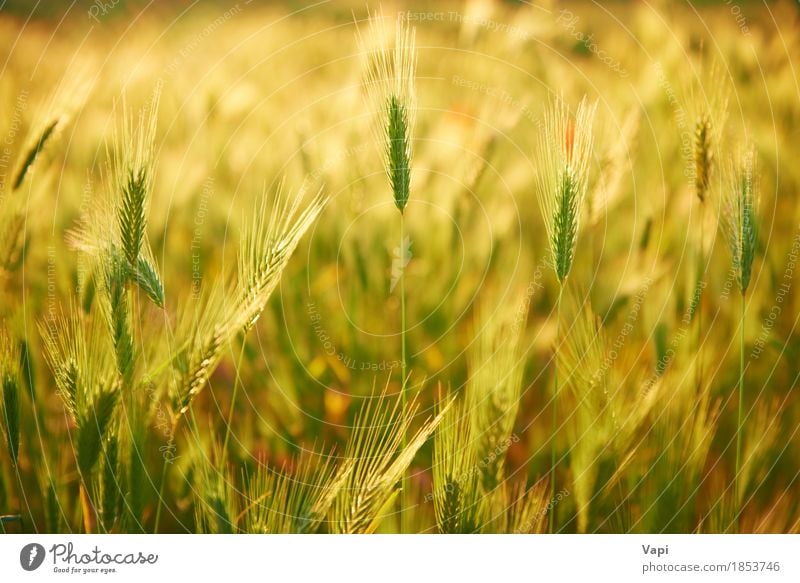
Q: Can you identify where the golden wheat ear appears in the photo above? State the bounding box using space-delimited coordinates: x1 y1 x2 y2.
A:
329 380 450 534
169 280 236 419
689 62 729 204
167 181 324 421
505 479 550 534
241 449 352 534
236 181 327 332
432 392 481 533
11 67 91 192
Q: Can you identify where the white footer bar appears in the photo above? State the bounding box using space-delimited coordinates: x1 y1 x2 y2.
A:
1 535 797 582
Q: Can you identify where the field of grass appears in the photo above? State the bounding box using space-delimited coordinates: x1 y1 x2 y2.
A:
1 0 799 534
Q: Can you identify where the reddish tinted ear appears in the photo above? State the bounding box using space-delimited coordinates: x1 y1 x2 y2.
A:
565 119 575 164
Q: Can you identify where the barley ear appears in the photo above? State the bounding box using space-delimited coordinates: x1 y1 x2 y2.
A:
118 166 148 267
693 114 713 203
330 384 449 533
690 63 729 204
170 283 235 418
236 183 326 331
535 96 596 282
131 255 165 308
243 451 352 534
113 93 159 268
432 395 480 533
11 70 90 191
386 95 412 211
39 314 82 423
721 144 760 295
507 480 550 534
102 248 135 384
194 441 237 533
357 11 417 213
12 120 59 191
77 383 119 478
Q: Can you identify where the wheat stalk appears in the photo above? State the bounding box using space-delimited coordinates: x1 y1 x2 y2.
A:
356 10 419 533
720 144 760 530
96 434 121 532
534 94 596 532
466 297 527 493
689 65 728 399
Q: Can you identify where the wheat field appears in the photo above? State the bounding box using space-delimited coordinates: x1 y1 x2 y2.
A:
0 0 799 535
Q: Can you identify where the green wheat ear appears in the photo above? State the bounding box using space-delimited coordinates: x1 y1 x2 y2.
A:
535 95 596 283
102 248 135 384
357 11 417 214
118 167 148 267
113 93 158 265
0 329 21 465
76 384 118 477
131 256 165 308
553 166 581 281
39 305 120 480
386 95 411 212
721 145 760 295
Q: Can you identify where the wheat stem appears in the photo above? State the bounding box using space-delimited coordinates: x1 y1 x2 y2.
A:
79 483 93 533
221 338 247 463
153 457 168 533
735 291 745 531
696 202 706 392
399 211 409 534
153 417 178 533
549 283 563 534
